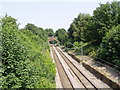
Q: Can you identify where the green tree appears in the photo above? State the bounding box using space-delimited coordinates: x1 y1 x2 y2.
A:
67 1 120 57
68 13 91 43
95 24 120 70
55 28 68 45
25 23 48 42
45 28 54 37
93 1 119 45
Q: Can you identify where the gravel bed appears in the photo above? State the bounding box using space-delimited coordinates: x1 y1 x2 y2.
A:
61 47 120 86
78 56 120 85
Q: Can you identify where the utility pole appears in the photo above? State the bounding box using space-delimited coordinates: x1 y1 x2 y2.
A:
81 46 83 56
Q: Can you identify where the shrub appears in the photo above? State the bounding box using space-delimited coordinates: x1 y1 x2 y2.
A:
49 40 57 44
65 41 73 48
95 25 120 70
1 16 56 88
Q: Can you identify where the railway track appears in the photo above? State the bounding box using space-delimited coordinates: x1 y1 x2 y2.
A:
51 45 112 89
52 46 73 88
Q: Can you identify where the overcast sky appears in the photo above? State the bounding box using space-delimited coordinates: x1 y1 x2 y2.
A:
0 0 115 31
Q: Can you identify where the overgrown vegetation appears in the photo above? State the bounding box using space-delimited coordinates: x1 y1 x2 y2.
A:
95 25 120 70
56 1 120 70
49 40 57 44
55 28 68 45
0 1 120 88
45 28 54 37
1 15 56 88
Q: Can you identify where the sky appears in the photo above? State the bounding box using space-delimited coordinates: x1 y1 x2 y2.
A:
0 0 115 31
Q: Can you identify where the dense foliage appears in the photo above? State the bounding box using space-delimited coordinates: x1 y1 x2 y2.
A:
1 15 56 88
25 23 48 42
93 1 119 45
55 28 68 45
56 1 120 70
0 1 119 88
68 1 119 45
68 13 91 43
45 28 54 37
49 40 57 44
95 25 120 69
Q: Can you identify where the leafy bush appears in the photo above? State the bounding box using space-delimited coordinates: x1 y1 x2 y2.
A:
83 44 97 57
55 28 68 45
1 16 56 88
95 25 120 70
73 41 89 53
64 41 73 48
45 28 54 37
49 40 57 44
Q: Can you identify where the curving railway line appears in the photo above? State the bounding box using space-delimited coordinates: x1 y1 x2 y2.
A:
51 45 112 89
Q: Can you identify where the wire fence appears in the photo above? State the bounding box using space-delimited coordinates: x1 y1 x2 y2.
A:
89 59 120 84
94 58 120 74
57 41 120 74
62 44 120 73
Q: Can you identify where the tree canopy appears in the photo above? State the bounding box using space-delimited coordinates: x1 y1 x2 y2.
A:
56 1 120 70
55 28 68 45
45 28 54 37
